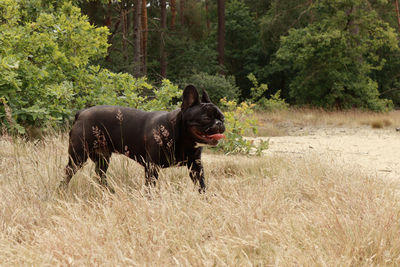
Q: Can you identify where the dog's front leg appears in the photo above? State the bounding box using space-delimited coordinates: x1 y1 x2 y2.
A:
145 163 159 187
188 159 206 193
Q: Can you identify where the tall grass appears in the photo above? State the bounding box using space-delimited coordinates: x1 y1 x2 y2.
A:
1 135 400 265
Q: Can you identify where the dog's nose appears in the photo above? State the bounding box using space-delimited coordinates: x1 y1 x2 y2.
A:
215 120 225 132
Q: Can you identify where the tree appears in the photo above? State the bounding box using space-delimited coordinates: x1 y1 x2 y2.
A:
224 0 262 97
258 0 312 99
70 0 400 109
395 0 400 32
160 0 167 77
217 0 225 67
180 0 185 26
275 0 398 110
133 0 142 77
165 0 220 80
170 0 177 30
0 1 108 128
205 0 210 30
121 1 128 61
141 0 148 75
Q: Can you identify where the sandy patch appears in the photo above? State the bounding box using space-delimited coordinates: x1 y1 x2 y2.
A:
263 127 400 179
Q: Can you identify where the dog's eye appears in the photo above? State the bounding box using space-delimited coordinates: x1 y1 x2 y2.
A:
215 112 224 122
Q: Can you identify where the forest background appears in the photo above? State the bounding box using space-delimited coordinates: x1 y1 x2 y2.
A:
2 0 400 132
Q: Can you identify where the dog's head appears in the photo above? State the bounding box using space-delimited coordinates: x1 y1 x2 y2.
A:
181 85 225 146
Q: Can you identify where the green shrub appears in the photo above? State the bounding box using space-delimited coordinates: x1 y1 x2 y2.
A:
213 98 268 155
182 72 240 104
274 1 398 111
248 73 288 111
73 68 182 112
0 1 182 134
0 1 108 131
141 79 182 111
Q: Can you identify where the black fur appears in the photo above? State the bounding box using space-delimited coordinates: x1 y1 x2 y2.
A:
59 85 225 193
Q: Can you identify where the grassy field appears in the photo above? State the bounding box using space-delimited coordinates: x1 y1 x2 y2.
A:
256 109 400 136
1 110 400 265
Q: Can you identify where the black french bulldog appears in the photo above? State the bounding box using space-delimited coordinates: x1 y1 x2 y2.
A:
59 85 225 193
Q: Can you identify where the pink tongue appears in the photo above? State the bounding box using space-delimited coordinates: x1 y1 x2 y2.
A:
207 133 226 140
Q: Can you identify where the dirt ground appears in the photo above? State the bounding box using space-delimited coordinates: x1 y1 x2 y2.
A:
263 126 400 180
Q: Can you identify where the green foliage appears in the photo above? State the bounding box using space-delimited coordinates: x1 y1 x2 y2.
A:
166 39 220 81
275 0 398 111
214 98 268 156
0 96 26 134
80 0 400 110
73 66 181 112
0 1 182 134
0 0 109 130
260 0 311 55
4 0 400 134
224 0 264 95
258 0 312 100
141 79 182 111
248 73 288 111
144 0 221 82
182 72 240 104
372 46 400 107
71 66 145 109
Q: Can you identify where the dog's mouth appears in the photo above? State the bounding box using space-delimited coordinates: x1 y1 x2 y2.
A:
190 127 225 146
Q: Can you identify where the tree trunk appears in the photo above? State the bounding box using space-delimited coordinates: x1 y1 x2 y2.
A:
141 0 148 75
180 0 185 26
121 1 128 61
205 0 210 30
170 0 177 30
346 6 359 35
160 0 167 78
87 2 98 25
395 0 400 32
217 0 225 67
133 0 142 77
104 1 113 62
104 2 112 27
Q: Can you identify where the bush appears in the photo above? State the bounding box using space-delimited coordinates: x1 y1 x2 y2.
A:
0 1 182 134
1 64 182 133
274 1 398 111
213 98 268 155
248 73 288 111
182 72 240 104
0 1 108 131
141 79 182 111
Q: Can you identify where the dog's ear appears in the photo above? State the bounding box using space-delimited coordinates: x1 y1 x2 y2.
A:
201 89 212 103
181 85 199 109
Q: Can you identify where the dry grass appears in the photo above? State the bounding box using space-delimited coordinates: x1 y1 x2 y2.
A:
256 108 400 136
370 118 393 129
1 134 400 265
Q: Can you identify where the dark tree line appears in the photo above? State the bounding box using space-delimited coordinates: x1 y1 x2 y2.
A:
80 0 227 80
77 0 400 110
3 0 400 131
